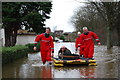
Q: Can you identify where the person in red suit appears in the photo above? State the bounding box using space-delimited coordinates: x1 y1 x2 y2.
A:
75 32 84 57
33 27 54 65
75 32 81 51
79 27 101 59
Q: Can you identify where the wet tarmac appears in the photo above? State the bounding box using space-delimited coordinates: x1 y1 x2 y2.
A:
2 42 119 78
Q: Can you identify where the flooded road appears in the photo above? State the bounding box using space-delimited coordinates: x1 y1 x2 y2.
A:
2 42 119 78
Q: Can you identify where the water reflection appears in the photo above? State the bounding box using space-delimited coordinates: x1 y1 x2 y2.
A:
54 66 96 78
79 66 95 78
40 66 53 78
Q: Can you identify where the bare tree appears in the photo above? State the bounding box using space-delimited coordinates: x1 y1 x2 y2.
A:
91 1 120 49
71 0 120 49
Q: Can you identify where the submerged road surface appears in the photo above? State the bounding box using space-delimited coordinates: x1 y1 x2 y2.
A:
2 42 119 78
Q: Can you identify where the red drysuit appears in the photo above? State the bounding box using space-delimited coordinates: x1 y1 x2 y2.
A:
79 31 100 58
75 36 84 56
34 33 54 64
75 36 80 49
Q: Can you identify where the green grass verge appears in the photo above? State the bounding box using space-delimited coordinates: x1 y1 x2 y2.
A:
2 45 28 65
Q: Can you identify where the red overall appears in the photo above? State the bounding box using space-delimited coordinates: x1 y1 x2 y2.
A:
34 33 54 64
75 36 84 56
79 31 100 58
75 36 80 49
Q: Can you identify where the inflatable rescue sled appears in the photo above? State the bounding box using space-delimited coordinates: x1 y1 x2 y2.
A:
52 57 97 67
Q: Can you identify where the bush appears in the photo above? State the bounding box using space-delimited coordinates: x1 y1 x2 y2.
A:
2 45 28 65
25 43 40 53
59 35 65 41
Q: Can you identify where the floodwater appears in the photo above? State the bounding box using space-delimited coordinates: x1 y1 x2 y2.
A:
2 42 119 78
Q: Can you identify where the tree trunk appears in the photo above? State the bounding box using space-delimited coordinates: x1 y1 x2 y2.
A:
107 26 113 49
116 27 120 46
5 27 11 47
5 25 18 47
11 27 18 46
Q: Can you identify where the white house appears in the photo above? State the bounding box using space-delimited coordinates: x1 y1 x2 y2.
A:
0 29 37 46
16 33 36 45
0 28 5 47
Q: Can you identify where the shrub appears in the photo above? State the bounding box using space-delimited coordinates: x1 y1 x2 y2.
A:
2 45 28 65
59 35 65 41
25 43 40 53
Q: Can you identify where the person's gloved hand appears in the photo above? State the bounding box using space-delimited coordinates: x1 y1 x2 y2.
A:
51 51 54 57
33 47 37 51
97 42 101 45
75 48 77 51
77 47 80 50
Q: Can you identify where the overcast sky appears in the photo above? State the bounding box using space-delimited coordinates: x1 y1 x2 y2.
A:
45 0 84 32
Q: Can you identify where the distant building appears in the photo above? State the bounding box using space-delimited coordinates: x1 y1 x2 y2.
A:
54 30 64 36
17 29 36 35
16 29 36 45
17 29 28 34
0 29 37 46
63 32 70 41
63 32 76 42
16 33 36 45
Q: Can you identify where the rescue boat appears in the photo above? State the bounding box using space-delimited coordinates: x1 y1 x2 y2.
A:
52 57 97 67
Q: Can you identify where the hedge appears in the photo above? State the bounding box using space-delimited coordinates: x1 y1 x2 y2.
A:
25 43 40 53
2 45 28 65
